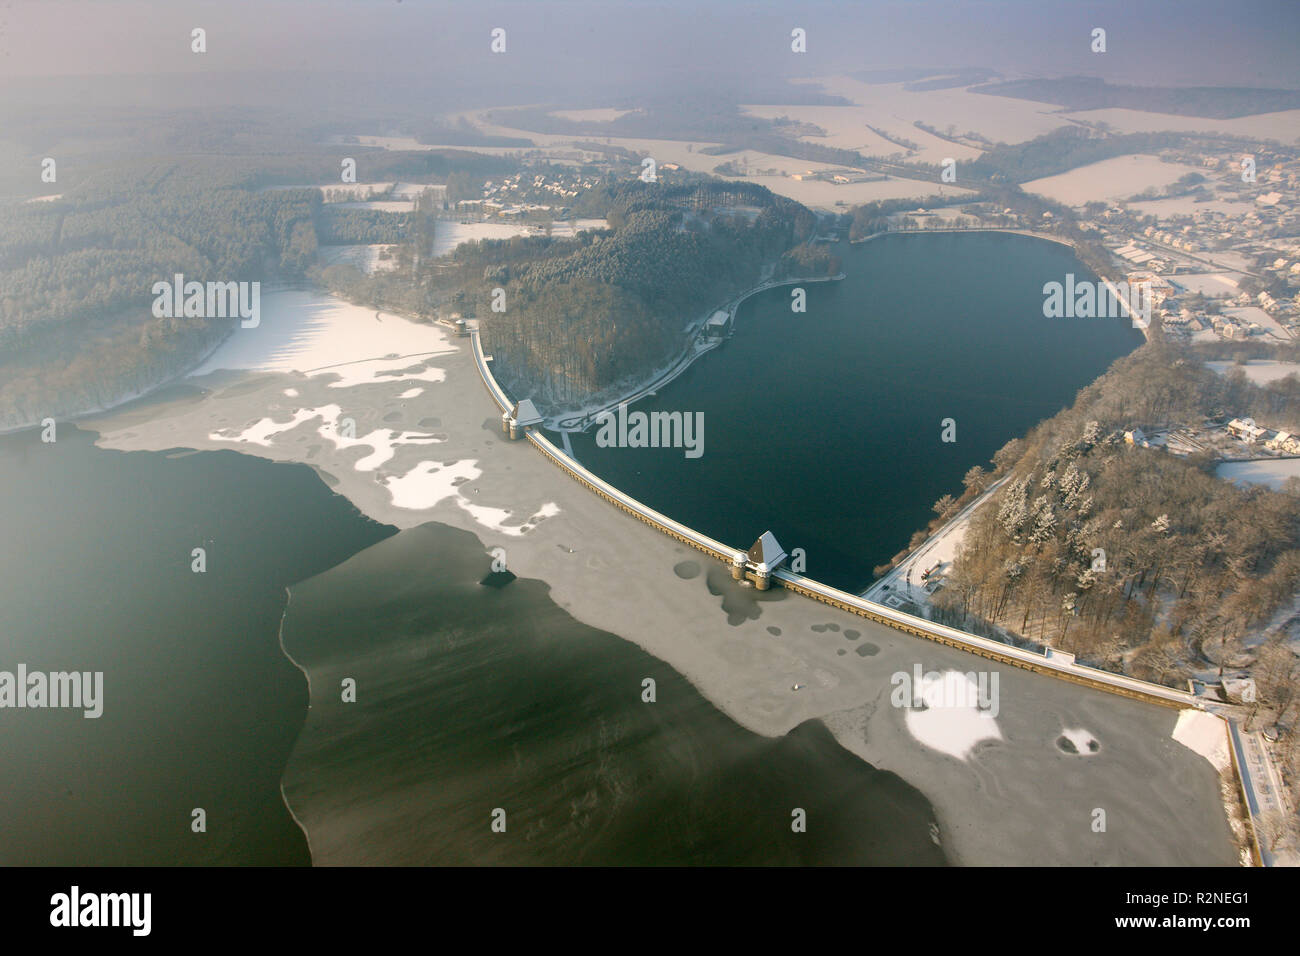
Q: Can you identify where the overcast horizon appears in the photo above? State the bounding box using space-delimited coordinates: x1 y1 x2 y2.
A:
2 0 1298 95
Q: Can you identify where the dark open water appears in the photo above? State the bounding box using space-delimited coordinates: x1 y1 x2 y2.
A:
568 233 1143 592
0 426 393 865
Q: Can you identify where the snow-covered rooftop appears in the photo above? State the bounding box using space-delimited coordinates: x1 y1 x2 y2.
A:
746 531 788 573
511 399 544 427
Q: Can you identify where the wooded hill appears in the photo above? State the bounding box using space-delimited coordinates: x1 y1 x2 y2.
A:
925 341 1300 701
472 180 827 406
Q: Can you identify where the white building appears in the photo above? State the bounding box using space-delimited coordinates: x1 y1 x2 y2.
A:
1227 418 1266 443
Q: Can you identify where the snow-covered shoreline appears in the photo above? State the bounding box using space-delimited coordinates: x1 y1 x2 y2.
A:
0 324 237 438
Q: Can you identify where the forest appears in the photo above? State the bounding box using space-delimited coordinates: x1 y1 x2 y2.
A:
473 181 824 406
910 341 1300 709
0 161 322 428
0 142 519 430
317 206 409 245
967 128 1188 184
308 177 828 408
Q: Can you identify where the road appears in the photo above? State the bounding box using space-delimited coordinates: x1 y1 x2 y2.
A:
1222 715 1298 866
861 475 1010 608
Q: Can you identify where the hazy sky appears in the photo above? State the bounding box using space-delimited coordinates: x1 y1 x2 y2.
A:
2 0 1297 95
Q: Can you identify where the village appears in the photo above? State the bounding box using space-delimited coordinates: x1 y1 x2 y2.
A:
878 140 1300 344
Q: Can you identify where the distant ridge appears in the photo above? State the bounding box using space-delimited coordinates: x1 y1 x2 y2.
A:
971 76 1300 119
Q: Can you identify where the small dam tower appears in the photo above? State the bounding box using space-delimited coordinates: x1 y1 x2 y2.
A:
733 531 788 590
503 399 544 440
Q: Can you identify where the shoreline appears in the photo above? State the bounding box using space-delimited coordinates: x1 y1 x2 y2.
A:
861 475 1012 604
275 586 317 866
851 225 1078 249
0 325 235 438
854 226 1153 341
545 272 846 432
0 278 322 438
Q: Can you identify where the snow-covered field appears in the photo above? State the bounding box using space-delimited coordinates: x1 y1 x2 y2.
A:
1217 458 1300 491
548 107 638 123
900 206 974 223
1068 106 1300 142
745 173 972 209
1196 249 1255 272
346 134 538 158
430 218 606 257
261 182 394 199
792 76 1070 146
392 182 434 201
348 79 1295 216
1023 154 1207 206
1206 360 1300 385
419 112 959 207
794 76 1300 144
333 200 413 213
1168 273 1243 296
352 111 967 210
317 244 400 274
741 102 983 162
190 289 456 379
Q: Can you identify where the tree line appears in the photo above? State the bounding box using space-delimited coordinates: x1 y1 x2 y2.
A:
917 342 1300 701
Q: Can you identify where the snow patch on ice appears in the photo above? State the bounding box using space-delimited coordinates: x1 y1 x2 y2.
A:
380 458 562 536
1058 727 1100 755
209 404 443 470
902 670 1002 761
382 459 482 510
313 357 446 389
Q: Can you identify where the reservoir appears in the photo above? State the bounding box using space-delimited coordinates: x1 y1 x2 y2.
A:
0 422 394 865
280 521 945 865
0 419 944 865
567 233 1145 593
